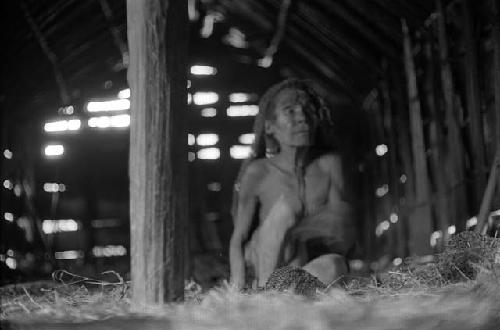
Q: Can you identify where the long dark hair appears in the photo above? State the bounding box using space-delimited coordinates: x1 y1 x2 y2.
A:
231 79 338 219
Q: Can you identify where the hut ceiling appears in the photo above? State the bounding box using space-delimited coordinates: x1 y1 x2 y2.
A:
1 0 442 121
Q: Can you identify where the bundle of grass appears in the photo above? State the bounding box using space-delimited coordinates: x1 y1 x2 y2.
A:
265 266 326 297
437 231 499 282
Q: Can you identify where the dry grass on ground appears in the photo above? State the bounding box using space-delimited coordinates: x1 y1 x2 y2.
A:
2 232 500 329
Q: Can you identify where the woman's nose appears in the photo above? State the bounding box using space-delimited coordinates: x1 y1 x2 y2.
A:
294 105 306 123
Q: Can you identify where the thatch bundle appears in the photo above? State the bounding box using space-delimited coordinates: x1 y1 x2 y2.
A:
265 266 326 296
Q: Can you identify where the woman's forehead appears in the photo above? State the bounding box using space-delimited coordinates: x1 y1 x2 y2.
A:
274 88 311 107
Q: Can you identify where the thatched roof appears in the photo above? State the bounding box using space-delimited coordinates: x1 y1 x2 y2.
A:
1 0 442 123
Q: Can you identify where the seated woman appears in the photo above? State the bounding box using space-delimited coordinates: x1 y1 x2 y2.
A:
229 79 356 289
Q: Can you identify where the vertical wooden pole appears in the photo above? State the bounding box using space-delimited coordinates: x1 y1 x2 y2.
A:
462 0 487 210
436 0 468 232
491 0 500 213
391 66 413 257
380 67 405 257
423 33 450 246
494 0 500 157
402 20 433 256
127 0 188 305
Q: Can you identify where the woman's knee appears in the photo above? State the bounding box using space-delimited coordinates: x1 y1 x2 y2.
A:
302 253 347 285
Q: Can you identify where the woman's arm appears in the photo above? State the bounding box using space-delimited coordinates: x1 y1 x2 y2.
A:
229 162 261 289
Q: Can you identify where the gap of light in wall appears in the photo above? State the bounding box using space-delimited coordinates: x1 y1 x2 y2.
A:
3 149 13 159
86 99 130 112
393 257 403 266
58 105 74 115
91 218 122 229
349 259 364 271
193 92 219 105
42 219 78 234
6 257 16 269
44 119 81 132
223 27 248 48
230 145 252 159
389 213 399 224
13 184 22 197
197 133 219 146
430 230 443 247
117 88 130 99
375 144 388 156
88 114 130 128
375 184 389 197
466 216 477 229
92 245 127 257
207 182 221 192
43 183 66 193
238 133 255 145
4 212 14 222
229 93 257 103
400 174 407 183
205 212 219 221
258 55 273 68
3 180 13 190
190 65 217 75
201 107 217 117
375 220 390 237
227 105 258 117
44 144 64 157
197 147 220 160
54 250 83 260
447 225 456 235
188 152 196 162
188 134 195 146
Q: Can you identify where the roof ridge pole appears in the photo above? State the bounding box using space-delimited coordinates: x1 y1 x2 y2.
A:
127 0 188 307
19 0 71 105
402 19 433 256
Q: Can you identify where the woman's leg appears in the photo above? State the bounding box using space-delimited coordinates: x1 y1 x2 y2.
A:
302 253 347 285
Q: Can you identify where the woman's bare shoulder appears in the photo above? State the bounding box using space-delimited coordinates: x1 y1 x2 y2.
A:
315 152 342 170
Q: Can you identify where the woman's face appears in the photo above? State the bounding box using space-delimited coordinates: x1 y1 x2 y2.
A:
265 88 317 149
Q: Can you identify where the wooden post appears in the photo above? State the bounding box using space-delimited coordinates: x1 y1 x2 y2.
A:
127 0 188 305
493 0 500 161
423 34 450 246
402 20 433 256
381 67 405 257
462 0 487 210
391 66 414 257
436 0 468 232
476 151 500 233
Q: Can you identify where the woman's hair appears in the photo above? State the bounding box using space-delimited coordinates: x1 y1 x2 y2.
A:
231 78 337 218
251 78 334 158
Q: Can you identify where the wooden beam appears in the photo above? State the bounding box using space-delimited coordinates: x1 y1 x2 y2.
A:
19 0 71 105
99 0 129 62
291 0 382 69
436 0 468 232
402 20 433 256
462 0 487 210
312 0 401 59
339 0 402 45
127 0 188 305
